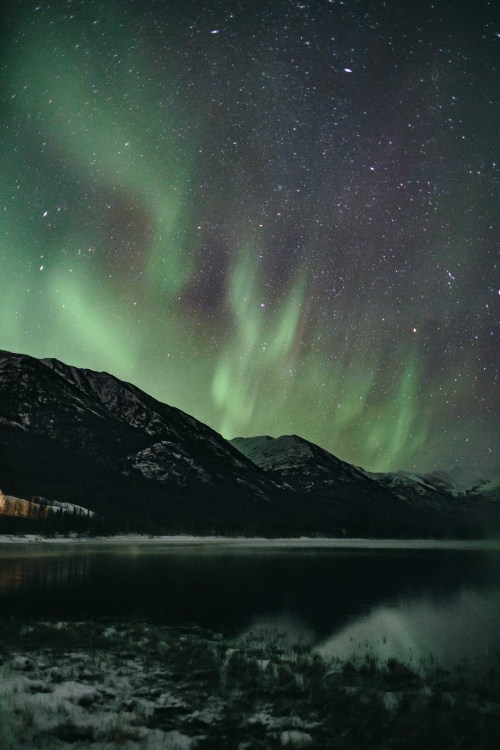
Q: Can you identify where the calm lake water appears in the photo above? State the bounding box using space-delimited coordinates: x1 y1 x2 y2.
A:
1 539 499 669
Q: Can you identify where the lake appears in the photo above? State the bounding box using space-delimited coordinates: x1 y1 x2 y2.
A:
1 538 499 670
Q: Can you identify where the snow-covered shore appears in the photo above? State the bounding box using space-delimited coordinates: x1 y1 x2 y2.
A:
1 534 499 550
1 620 499 750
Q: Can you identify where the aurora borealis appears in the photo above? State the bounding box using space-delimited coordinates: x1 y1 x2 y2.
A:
0 0 498 473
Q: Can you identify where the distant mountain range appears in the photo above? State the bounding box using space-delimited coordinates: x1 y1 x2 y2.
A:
230 435 500 537
0 350 498 537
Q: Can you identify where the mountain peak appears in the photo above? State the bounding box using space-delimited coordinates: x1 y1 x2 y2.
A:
231 434 373 486
1 350 499 537
0 350 285 533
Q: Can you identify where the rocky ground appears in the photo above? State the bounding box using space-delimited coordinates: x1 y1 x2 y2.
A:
0 620 499 749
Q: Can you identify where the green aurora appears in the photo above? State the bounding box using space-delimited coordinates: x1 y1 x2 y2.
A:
0 1 497 472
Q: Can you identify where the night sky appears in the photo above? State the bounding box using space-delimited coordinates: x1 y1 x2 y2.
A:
0 0 498 473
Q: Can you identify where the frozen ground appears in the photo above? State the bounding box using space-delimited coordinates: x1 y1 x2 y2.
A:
0 620 499 749
1 534 499 549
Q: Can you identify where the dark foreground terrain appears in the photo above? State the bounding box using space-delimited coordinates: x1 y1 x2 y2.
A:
0 620 499 749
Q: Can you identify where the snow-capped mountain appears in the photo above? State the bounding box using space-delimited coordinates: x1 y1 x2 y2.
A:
230 435 438 537
364 466 500 510
1 349 498 537
231 434 381 492
231 435 500 537
0 350 290 534
361 470 452 512
421 467 500 497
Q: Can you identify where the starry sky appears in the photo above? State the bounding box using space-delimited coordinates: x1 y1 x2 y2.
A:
0 0 498 473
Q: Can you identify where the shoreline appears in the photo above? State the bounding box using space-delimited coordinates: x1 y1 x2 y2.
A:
1 533 499 550
1 619 499 749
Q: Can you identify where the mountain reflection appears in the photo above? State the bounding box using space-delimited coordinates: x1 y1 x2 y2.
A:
0 543 499 669
317 589 500 669
0 553 89 594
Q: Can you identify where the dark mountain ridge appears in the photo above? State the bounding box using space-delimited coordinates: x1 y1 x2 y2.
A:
1 350 498 537
230 435 500 537
0 350 288 533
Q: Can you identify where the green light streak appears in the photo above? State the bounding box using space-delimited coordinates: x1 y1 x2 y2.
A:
358 351 429 472
48 268 137 374
212 245 307 436
0 2 484 474
9 4 195 300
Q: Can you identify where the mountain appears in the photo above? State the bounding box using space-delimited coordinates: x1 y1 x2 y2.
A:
367 466 500 503
231 435 500 537
230 435 437 537
420 467 500 498
364 467 500 536
230 434 389 496
0 350 297 534
1 349 498 537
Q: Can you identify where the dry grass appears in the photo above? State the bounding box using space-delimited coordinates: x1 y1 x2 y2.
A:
0 620 499 749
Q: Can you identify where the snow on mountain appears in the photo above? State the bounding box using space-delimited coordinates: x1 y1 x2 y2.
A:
45 500 95 516
0 350 287 532
130 441 213 485
40 358 169 436
1 349 498 537
0 489 94 518
364 466 500 512
230 435 442 537
361 470 451 512
0 350 268 492
231 435 500 537
421 467 500 497
230 434 369 492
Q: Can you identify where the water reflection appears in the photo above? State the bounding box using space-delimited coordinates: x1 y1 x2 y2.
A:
0 543 499 669
0 553 89 594
317 588 500 669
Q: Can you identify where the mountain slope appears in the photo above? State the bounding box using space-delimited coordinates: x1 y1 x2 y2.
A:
365 467 500 536
231 435 380 492
1 349 497 537
421 467 500 498
230 435 500 537
230 435 439 537
0 350 293 533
